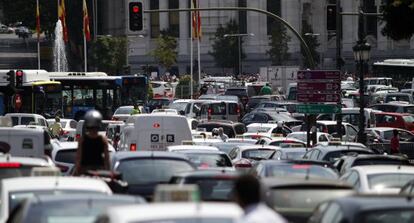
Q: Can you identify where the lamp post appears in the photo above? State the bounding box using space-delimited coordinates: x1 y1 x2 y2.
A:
223 33 254 77
353 39 371 145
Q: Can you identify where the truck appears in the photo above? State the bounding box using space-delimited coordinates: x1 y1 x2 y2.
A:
259 66 299 95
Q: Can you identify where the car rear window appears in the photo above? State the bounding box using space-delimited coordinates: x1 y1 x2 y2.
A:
21 117 35 125
0 165 35 181
115 107 132 114
180 178 236 201
361 209 414 223
324 150 372 162
116 159 194 184
353 159 409 167
55 149 76 164
225 89 247 97
241 149 274 160
404 106 414 113
209 103 226 115
267 164 338 179
184 153 232 168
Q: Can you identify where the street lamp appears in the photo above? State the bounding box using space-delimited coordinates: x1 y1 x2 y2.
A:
353 39 371 145
223 33 254 77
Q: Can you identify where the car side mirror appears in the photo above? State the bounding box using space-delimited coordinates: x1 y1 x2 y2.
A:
179 110 185 116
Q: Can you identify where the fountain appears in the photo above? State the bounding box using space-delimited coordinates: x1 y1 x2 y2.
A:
53 20 68 72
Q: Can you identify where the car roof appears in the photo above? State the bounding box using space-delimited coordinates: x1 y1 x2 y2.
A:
0 155 51 166
172 169 239 178
262 176 352 188
2 177 111 193
5 113 45 118
112 151 191 162
351 165 414 174
333 195 414 214
312 145 372 153
236 145 280 150
168 145 219 151
246 123 278 128
176 149 226 155
27 193 144 204
53 141 78 150
104 202 243 222
374 112 412 116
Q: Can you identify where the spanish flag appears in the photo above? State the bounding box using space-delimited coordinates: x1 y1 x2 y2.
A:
83 0 91 42
58 0 68 42
36 0 40 41
192 0 201 40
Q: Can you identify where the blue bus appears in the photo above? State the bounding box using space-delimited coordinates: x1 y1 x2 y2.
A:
120 75 149 105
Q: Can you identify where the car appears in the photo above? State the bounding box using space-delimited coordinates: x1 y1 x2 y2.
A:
340 165 414 194
369 102 414 113
168 99 191 114
269 147 310 160
5 113 48 127
46 118 77 141
228 145 280 169
112 106 145 121
151 81 174 98
241 111 299 127
258 137 306 147
243 123 292 139
303 143 374 164
246 95 283 112
167 145 219 152
250 160 339 180
262 177 354 223
174 149 233 169
169 169 239 201
292 121 358 142
7 194 145 223
197 121 246 138
75 120 124 140
0 155 55 181
0 176 112 222
206 141 257 155
334 154 411 175
111 151 196 199
309 195 414 223
198 100 244 122
98 202 243 223
151 108 179 115
317 108 379 129
287 132 332 144
374 112 414 132
383 92 414 104
365 127 414 143
254 101 298 113
147 97 173 112
400 179 414 196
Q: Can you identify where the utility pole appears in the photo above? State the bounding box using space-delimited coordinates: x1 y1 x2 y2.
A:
336 0 343 140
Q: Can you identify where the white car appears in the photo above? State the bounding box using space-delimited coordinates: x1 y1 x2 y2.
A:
167 145 219 152
243 123 282 139
99 202 242 223
228 145 280 169
75 120 124 140
340 165 414 194
151 108 179 115
5 113 48 127
47 118 77 141
287 132 332 144
0 176 112 222
112 106 145 122
151 81 173 98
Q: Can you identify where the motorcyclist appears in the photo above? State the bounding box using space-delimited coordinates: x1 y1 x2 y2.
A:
130 103 141 115
74 110 110 176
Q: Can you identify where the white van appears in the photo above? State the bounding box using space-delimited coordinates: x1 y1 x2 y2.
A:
0 127 52 157
5 113 48 127
199 101 243 122
120 114 192 151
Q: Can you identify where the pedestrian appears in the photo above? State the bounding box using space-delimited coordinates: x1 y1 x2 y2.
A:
233 175 286 223
73 110 110 176
259 84 272 95
390 129 400 155
218 127 229 142
130 103 141 115
50 116 63 138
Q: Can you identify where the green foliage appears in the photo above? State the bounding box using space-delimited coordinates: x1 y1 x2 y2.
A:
209 19 246 72
89 36 126 75
267 23 291 65
301 20 320 68
175 75 197 99
381 0 414 40
149 30 178 72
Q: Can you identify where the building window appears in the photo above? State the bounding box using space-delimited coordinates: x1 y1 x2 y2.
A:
238 0 247 34
363 0 377 38
169 0 180 37
150 0 160 38
267 0 281 35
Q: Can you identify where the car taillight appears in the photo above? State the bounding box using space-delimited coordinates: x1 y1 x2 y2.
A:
76 134 80 141
112 117 119 121
234 159 252 168
130 144 137 151
56 164 69 172
236 105 241 114
292 164 311 169
0 163 21 168
208 108 212 120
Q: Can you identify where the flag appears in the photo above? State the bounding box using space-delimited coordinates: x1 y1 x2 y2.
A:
58 0 68 42
36 0 40 41
83 0 91 41
192 0 201 40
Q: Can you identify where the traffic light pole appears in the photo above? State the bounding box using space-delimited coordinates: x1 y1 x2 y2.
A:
144 7 315 69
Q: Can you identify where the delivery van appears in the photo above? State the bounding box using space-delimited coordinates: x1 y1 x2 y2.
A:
198 101 243 122
120 114 192 151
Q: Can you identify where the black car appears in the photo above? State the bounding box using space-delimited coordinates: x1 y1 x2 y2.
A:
176 149 233 169
262 177 354 223
169 170 239 201
147 98 173 112
303 144 374 164
250 160 339 180
308 195 414 223
334 154 411 175
197 121 246 138
111 151 196 200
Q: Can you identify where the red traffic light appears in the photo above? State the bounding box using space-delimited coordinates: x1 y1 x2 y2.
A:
132 5 139 13
16 70 23 77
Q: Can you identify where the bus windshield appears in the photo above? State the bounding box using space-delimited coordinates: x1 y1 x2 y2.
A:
121 76 148 105
33 84 62 116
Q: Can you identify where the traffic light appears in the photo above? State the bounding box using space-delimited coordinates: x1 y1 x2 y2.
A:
327 5 336 31
15 70 23 87
129 1 143 31
6 70 15 88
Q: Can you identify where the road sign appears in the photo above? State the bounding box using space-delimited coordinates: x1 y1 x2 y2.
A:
297 82 341 92
297 104 342 114
297 93 341 103
297 70 341 80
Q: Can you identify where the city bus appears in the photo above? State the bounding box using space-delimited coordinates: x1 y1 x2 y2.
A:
120 75 149 105
372 59 414 88
0 70 62 116
49 72 122 120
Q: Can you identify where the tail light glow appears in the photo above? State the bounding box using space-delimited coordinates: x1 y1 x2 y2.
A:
130 144 137 151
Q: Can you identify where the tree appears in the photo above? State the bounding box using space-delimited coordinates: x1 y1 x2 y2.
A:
301 20 320 68
149 30 178 73
267 24 291 65
381 0 414 40
209 19 246 73
89 36 126 74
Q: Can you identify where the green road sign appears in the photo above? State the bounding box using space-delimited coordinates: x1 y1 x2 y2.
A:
297 104 342 114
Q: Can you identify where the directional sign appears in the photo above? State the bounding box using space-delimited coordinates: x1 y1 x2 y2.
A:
297 70 341 80
297 93 341 103
297 82 341 92
297 104 342 114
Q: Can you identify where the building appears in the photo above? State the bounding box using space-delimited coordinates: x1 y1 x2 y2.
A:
100 0 414 75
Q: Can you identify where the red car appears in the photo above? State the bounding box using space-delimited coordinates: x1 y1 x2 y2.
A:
375 112 414 132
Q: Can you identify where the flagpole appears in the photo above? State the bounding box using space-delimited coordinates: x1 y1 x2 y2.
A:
36 0 40 69
84 33 87 72
190 27 193 99
197 37 201 84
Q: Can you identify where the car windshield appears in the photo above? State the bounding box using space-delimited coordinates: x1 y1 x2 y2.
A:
115 107 133 115
9 190 101 213
241 149 274 160
387 95 410 102
403 106 414 113
133 219 234 223
324 150 372 163
266 164 338 180
55 149 76 164
368 173 414 190
116 159 194 184
273 151 307 160
181 178 235 201
169 102 188 112
270 189 353 213
225 89 247 97
0 166 38 181
403 115 414 123
24 198 137 223
361 209 414 223
183 153 232 168
247 126 271 133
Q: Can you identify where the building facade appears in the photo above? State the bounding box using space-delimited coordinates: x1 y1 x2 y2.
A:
100 0 414 75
